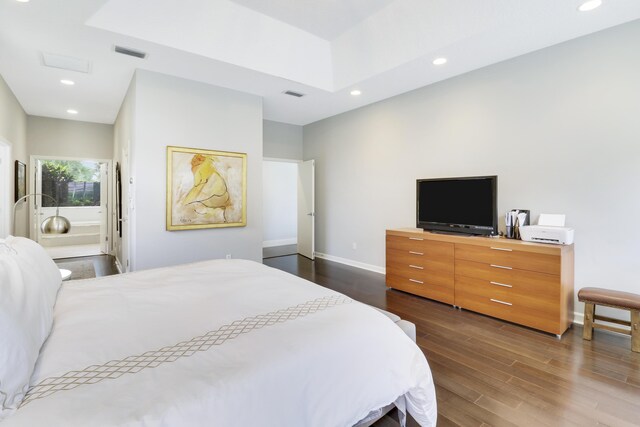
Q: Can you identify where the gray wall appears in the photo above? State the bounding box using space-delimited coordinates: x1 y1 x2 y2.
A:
304 21 640 318
28 116 113 160
131 70 263 270
263 120 303 160
0 74 28 237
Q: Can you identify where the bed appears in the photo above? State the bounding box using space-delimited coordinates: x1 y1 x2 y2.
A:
0 236 437 426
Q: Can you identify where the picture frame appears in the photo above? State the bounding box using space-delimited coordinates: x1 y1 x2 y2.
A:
15 160 26 202
166 146 247 231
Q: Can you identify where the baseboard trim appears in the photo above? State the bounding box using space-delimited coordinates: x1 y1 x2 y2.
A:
573 311 584 326
114 258 124 274
314 252 385 275
263 238 297 248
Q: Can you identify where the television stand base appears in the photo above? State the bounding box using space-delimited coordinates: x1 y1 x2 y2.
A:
427 230 465 236
426 230 489 237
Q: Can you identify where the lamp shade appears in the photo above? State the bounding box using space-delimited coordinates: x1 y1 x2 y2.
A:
40 215 71 234
13 193 72 236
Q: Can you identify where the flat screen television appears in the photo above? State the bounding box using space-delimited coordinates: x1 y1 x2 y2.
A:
417 176 497 236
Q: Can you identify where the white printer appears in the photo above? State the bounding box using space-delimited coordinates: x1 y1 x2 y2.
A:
519 214 574 245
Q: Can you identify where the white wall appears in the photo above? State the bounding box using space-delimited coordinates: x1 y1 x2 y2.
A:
304 21 640 319
131 70 263 270
263 120 303 161
112 74 136 271
0 74 28 237
263 160 297 247
27 116 113 160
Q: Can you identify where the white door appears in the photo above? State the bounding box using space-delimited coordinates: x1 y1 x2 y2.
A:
297 159 315 260
99 163 108 254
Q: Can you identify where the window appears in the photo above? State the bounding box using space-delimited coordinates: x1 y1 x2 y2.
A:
41 160 101 207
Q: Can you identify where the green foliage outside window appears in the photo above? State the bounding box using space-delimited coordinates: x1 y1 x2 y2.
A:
41 160 101 207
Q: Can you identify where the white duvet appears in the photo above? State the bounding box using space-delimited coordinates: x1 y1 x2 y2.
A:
4 259 436 426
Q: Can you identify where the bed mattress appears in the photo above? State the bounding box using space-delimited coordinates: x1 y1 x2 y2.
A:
3 259 436 426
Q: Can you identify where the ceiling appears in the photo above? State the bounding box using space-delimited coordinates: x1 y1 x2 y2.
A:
227 0 396 40
1 0 639 126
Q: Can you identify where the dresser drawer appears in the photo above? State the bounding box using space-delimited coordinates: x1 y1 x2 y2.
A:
387 259 453 287
455 259 560 303
456 275 561 333
455 279 516 321
386 235 454 260
386 234 454 305
386 273 454 305
455 275 558 314
455 243 560 275
387 248 454 277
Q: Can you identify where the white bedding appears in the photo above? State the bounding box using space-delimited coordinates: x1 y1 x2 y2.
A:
3 259 436 426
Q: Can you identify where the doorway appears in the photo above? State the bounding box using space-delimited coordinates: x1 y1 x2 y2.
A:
262 158 314 260
30 156 111 259
262 159 298 258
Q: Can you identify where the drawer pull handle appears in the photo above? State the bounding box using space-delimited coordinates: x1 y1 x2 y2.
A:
490 281 513 288
409 237 424 241
409 279 424 284
490 264 513 270
409 251 424 256
409 265 424 270
490 298 513 306
490 247 513 252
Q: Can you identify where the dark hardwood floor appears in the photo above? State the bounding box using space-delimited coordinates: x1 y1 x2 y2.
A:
264 255 640 427
263 244 298 259
91 254 119 277
54 254 119 278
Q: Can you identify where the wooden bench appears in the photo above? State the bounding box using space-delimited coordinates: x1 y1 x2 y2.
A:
578 287 640 352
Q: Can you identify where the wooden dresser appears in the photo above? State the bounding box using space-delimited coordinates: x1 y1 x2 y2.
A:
386 228 574 336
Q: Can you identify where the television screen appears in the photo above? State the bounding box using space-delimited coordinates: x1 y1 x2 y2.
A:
417 176 497 235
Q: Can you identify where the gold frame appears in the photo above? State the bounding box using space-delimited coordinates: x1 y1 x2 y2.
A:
166 146 247 231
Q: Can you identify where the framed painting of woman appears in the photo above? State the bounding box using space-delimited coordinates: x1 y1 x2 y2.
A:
166 146 247 231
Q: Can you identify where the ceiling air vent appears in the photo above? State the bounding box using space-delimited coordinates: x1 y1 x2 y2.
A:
114 45 147 59
283 90 305 98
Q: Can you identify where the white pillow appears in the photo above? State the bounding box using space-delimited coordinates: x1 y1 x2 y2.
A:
0 236 61 417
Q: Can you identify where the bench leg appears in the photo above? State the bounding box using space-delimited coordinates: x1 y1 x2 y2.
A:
632 310 639 353
583 303 595 341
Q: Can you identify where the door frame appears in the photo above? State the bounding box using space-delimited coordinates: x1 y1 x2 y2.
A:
262 157 318 259
29 155 113 254
0 138 11 238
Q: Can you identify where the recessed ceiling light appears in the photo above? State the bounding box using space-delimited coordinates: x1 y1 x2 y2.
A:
60 79 75 86
15 0 30 3
66 109 78 115
433 57 448 66
350 90 361 96
578 0 602 12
